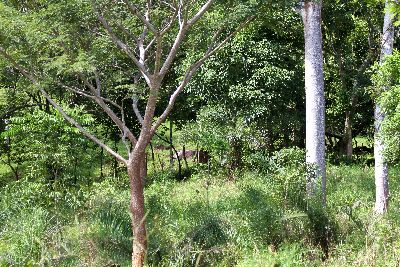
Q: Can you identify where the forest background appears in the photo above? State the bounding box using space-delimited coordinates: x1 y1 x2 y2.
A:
2 0 400 266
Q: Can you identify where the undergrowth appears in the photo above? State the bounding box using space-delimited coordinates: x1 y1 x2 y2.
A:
0 153 399 266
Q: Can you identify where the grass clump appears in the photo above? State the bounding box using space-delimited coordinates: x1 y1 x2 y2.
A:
1 154 400 266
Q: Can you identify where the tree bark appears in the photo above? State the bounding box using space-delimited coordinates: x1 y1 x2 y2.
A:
343 110 353 157
375 0 394 214
149 142 157 172
301 1 326 203
183 145 189 170
169 118 174 171
99 147 103 179
128 150 148 266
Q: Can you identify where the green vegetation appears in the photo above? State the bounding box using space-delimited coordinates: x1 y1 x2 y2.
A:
1 158 400 266
2 0 400 266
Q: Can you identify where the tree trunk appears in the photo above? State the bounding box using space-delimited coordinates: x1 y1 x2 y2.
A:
375 0 394 214
301 1 326 203
100 147 104 179
128 150 148 267
169 118 174 171
343 110 353 158
149 142 157 173
183 145 189 170
114 139 119 179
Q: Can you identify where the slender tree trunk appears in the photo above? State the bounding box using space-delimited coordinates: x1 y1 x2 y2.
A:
301 1 326 203
149 142 156 173
100 147 104 179
343 110 353 158
74 157 78 184
114 139 118 178
169 118 174 171
128 150 148 266
330 46 354 158
375 0 394 214
171 144 182 179
196 144 200 164
183 145 189 170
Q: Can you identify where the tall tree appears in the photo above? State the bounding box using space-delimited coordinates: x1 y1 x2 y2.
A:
300 0 326 202
0 1 255 265
374 0 394 214
323 0 381 158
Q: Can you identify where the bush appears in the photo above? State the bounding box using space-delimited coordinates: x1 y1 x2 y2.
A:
245 147 306 174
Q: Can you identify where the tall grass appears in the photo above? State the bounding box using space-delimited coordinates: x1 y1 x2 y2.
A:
0 162 400 266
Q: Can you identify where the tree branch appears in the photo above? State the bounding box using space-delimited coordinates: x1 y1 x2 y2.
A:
151 17 254 135
122 0 159 34
158 22 187 78
187 0 214 26
132 97 145 126
160 5 178 36
0 46 128 164
92 1 151 84
78 73 138 146
113 20 139 44
158 0 216 78
59 82 124 113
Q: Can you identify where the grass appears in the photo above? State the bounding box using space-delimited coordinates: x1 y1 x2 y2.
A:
353 136 374 148
0 160 400 266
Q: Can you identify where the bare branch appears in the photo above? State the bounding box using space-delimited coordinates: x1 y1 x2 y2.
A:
78 73 138 146
145 37 156 52
60 83 96 99
138 27 148 65
94 69 102 95
0 46 128 164
113 20 139 44
41 88 128 164
92 1 151 83
158 0 215 78
159 23 187 78
204 16 254 57
161 0 177 11
151 17 254 135
137 0 153 66
132 96 144 125
160 6 178 36
187 0 214 26
154 36 163 74
59 82 123 112
177 1 185 27
120 100 131 153
122 0 159 34
151 60 202 136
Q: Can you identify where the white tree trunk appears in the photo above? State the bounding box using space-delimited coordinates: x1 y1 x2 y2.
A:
375 0 394 214
301 1 326 202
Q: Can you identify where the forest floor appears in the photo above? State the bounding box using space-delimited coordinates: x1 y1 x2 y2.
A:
1 161 400 266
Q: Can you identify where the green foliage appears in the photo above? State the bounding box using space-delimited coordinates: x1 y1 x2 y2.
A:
1 165 400 266
323 0 381 146
373 50 400 163
0 180 83 266
0 1 399 267
245 147 306 173
179 11 305 153
1 106 98 182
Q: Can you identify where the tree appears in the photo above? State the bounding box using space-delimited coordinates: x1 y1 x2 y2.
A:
1 107 97 184
323 0 381 158
376 51 400 165
0 1 254 265
300 0 326 202
374 0 395 214
183 10 305 153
